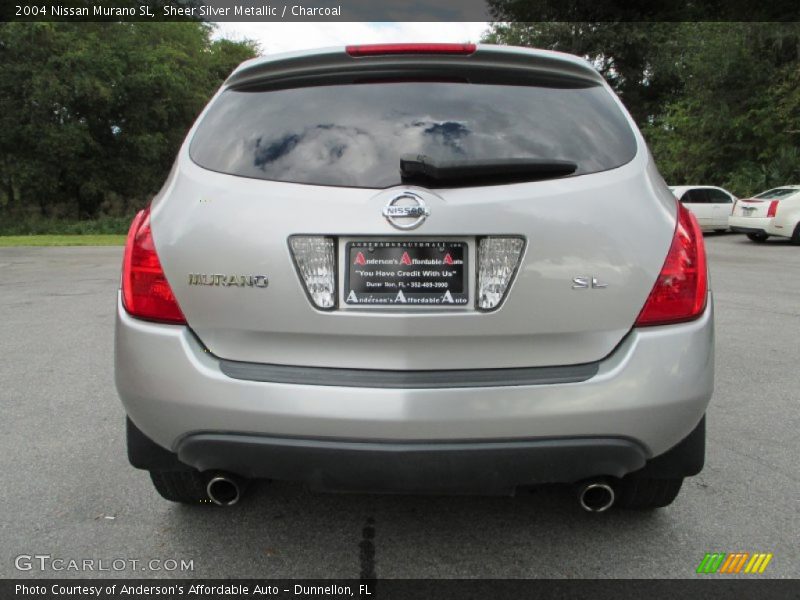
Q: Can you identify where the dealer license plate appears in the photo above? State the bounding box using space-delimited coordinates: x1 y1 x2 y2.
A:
345 240 468 306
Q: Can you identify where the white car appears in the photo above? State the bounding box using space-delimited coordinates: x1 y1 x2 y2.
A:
669 186 737 232
729 186 800 243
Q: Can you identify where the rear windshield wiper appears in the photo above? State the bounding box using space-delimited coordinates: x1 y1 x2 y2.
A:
400 154 577 186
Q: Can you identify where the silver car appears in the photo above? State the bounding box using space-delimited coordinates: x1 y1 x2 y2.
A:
115 43 713 511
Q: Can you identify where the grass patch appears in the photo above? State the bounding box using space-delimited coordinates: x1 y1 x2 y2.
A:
0 215 133 236
0 234 126 247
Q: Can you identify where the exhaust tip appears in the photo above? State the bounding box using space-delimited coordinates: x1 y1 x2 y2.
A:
578 482 615 513
206 475 241 506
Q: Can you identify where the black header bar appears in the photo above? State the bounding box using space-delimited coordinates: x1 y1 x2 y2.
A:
4 0 800 22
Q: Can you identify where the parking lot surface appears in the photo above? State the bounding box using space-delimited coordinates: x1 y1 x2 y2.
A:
1 234 798 578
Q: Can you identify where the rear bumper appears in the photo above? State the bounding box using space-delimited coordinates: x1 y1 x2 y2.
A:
128 417 705 493
115 293 714 481
730 226 766 234
729 216 781 236
180 434 647 494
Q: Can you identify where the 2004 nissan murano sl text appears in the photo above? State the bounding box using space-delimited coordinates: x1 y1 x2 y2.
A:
115 44 713 511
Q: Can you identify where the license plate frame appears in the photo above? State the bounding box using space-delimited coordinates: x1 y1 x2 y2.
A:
344 240 469 307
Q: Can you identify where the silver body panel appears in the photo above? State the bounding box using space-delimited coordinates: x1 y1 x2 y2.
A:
115 293 713 458
151 145 676 370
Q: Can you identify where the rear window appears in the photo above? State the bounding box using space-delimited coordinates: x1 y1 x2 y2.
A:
189 81 638 188
754 188 798 200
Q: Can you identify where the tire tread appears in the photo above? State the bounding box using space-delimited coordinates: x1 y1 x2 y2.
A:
790 223 800 245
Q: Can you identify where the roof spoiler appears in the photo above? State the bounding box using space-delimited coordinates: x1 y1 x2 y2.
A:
224 44 605 89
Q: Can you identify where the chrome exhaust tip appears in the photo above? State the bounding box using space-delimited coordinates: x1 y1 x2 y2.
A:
578 481 615 513
206 474 242 507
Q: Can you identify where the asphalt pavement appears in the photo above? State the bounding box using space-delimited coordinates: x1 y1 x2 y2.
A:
1 234 798 579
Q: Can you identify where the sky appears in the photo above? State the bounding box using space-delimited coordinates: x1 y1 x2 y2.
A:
213 22 490 56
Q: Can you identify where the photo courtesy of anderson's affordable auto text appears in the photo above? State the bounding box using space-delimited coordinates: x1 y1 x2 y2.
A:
1 1 799 599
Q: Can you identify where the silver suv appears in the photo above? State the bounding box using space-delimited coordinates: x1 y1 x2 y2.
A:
115 44 713 511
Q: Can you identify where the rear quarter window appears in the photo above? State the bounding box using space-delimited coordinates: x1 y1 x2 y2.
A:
683 189 709 203
190 81 638 188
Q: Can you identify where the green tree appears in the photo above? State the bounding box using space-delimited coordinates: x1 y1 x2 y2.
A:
642 23 800 195
483 21 685 124
483 16 800 195
0 22 257 220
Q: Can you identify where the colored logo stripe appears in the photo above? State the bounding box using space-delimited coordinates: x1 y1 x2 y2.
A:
719 553 749 573
745 553 773 574
697 552 773 574
697 553 726 573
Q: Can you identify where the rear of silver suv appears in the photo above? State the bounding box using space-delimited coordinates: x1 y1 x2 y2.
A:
115 43 713 511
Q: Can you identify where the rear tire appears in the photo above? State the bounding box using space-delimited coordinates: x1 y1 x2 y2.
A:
149 470 211 504
791 223 800 245
615 477 683 509
747 232 769 242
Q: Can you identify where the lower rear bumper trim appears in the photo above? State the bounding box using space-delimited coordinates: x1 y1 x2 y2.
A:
176 433 647 494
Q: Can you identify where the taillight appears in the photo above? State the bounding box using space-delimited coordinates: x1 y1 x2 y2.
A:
635 203 707 327
289 236 337 309
121 207 186 324
346 43 476 57
476 237 525 310
767 200 779 217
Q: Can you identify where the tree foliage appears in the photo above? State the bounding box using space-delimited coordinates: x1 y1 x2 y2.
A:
484 19 800 196
483 22 684 124
0 22 257 221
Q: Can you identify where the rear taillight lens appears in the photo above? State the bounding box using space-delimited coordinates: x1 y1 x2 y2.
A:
346 43 476 57
476 237 525 310
767 200 779 217
635 203 707 327
289 236 337 309
121 207 186 324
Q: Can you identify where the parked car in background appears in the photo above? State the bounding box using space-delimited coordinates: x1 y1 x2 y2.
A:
729 186 800 243
669 186 737 232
